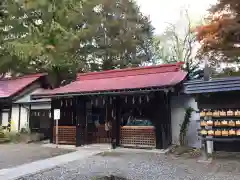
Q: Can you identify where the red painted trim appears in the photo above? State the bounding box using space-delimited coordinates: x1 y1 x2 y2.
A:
77 63 183 81
0 73 46 98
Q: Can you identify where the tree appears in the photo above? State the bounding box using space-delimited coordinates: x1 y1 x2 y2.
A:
151 11 203 79
80 0 154 70
195 0 240 63
1 0 96 86
0 0 154 85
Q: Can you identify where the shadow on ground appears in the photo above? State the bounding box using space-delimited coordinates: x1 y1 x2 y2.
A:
93 175 128 180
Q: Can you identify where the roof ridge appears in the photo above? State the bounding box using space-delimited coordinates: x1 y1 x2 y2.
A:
77 62 183 80
0 73 46 81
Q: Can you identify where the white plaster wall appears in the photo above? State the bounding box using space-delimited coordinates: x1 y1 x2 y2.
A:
11 105 30 132
2 111 9 127
20 106 29 131
11 86 51 131
15 88 51 104
11 106 19 132
171 95 201 148
10 103 51 132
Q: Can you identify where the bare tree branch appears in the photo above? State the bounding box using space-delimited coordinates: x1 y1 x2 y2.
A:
151 9 202 79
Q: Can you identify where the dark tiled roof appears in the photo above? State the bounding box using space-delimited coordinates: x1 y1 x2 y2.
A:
184 76 240 94
0 73 44 98
33 63 187 98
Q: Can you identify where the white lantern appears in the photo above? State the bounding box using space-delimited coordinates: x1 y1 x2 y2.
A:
125 96 128 103
95 98 98 106
139 96 142 104
146 95 149 102
103 97 105 105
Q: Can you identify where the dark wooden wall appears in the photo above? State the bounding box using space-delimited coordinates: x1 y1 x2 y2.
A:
75 96 86 146
197 92 240 152
50 91 172 149
197 92 240 109
151 92 172 149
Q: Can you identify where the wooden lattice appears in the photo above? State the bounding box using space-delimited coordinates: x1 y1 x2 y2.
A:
120 126 156 148
53 126 76 145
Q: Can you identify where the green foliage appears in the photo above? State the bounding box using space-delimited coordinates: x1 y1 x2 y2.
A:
179 107 194 146
0 126 11 143
5 131 21 143
0 0 154 85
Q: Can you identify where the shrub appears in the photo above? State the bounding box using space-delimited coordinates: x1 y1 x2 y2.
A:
0 126 10 143
5 131 21 143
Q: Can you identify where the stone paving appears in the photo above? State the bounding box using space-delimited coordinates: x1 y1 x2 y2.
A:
0 144 111 180
0 143 74 169
18 150 240 180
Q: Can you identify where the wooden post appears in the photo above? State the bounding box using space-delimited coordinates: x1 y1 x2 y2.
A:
18 104 21 132
201 140 208 160
8 104 12 132
54 108 60 148
76 97 86 147
153 92 163 149
111 97 117 149
115 96 121 146
50 99 55 144
165 91 172 146
56 118 59 148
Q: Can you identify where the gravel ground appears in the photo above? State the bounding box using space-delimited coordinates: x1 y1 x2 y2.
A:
18 151 240 180
0 143 74 169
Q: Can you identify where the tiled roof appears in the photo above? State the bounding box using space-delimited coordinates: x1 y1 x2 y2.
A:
0 73 44 98
33 63 187 98
184 76 240 94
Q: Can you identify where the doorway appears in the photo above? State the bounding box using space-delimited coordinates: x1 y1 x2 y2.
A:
85 101 111 144
29 109 51 139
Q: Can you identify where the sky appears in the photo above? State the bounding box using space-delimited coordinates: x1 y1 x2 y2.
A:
136 0 217 34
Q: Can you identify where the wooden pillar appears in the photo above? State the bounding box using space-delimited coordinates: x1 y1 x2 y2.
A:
75 96 86 147
115 96 121 146
154 92 164 149
165 91 172 146
28 104 31 130
8 103 12 132
50 98 56 143
160 91 171 149
110 97 117 148
18 104 21 132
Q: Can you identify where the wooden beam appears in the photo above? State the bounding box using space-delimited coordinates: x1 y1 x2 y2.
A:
18 104 21 131
32 87 169 99
50 99 56 143
115 96 121 146
8 105 12 132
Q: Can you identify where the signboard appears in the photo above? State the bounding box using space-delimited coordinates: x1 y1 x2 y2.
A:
54 109 60 148
54 109 60 120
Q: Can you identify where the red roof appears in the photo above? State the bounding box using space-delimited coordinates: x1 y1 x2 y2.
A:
0 73 44 98
33 63 186 98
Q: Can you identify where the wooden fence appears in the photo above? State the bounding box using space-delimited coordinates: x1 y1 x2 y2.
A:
120 126 156 148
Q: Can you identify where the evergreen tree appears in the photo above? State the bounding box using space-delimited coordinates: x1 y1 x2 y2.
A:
0 0 154 86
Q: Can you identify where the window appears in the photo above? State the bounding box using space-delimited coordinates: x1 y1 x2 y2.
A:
1 112 9 126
